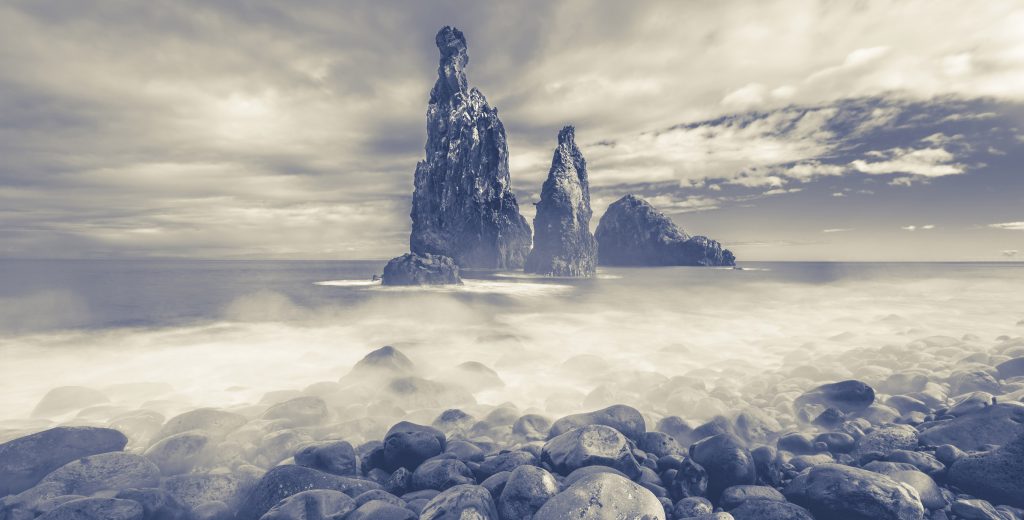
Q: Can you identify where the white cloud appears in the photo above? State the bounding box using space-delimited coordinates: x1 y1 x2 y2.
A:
851 148 964 177
823 228 852 233
832 192 845 197
722 83 768 107
1004 249 1019 257
902 225 917 231
990 222 1024 231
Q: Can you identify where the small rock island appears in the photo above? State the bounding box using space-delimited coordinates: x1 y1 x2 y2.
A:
595 194 735 267
524 126 597 277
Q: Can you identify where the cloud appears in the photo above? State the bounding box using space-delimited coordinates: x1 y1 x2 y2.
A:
823 228 851 233
902 224 935 231
850 148 964 177
1004 249 1019 257
990 222 1024 231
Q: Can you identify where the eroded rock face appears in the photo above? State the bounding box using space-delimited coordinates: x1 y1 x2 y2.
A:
381 253 462 286
594 194 735 266
524 126 597 277
409 26 531 270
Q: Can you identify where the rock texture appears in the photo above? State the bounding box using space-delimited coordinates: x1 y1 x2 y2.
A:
524 126 597 277
409 26 531 269
594 194 735 266
381 253 462 286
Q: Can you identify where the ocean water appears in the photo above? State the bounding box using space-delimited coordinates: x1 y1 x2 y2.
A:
1 259 1022 437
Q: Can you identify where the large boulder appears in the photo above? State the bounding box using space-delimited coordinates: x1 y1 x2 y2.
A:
996 357 1024 380
541 425 642 479
153 408 247 442
162 473 247 511
524 126 597 277
729 500 814 520
548 405 646 443
381 253 462 286
143 431 210 476
261 396 329 427
382 422 447 471
258 489 356 520
38 452 160 496
410 459 475 491
918 402 1024 450
294 441 359 476
594 194 734 267
419 484 498 520
533 473 665 520
947 431 1024 507
409 26 532 269
783 464 925 520
0 426 128 496
794 380 875 414
497 465 558 520
236 466 380 520
852 424 919 463
36 497 143 520
688 434 756 502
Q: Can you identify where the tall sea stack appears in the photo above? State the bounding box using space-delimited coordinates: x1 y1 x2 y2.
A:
524 126 597 277
409 26 532 269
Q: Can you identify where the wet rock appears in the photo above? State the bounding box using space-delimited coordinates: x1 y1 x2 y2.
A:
381 253 462 286
261 396 329 427
114 488 189 520
541 424 641 479
777 433 817 455
918 402 1024 451
884 471 946 510
154 408 247 442
795 380 875 414
0 426 128 496
476 451 537 480
853 424 919 463
948 370 1001 396
884 450 945 477
657 416 695 445
347 501 416 520
595 194 735 267
497 465 558 520
31 387 110 418
640 432 683 459
548 404 646 443
673 497 713 518
353 490 404 509
480 472 510 501
534 473 665 520
294 440 359 477
734 410 781 445
347 346 414 377
161 473 246 511
409 26 531 269
258 490 356 520
728 500 815 520
419 484 499 520
947 391 995 417
668 457 709 500
688 434 756 501
37 452 159 497
236 465 380 520
814 432 856 453
783 463 925 520
947 431 1024 507
718 485 785 510
36 497 143 520
382 421 446 471
524 125 597 277
143 431 210 476
411 459 475 491
996 357 1024 380
512 415 551 441
444 440 484 463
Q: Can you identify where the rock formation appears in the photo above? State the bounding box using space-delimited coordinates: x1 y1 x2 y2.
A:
594 194 735 266
409 26 532 269
381 253 462 286
524 126 597 277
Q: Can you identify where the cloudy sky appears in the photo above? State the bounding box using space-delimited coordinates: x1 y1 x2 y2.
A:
1 0 1022 261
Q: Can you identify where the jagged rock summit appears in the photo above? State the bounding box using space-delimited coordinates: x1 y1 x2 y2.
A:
595 194 735 266
409 26 532 270
524 126 597 277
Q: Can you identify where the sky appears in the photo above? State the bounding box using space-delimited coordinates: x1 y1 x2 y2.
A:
1 0 1022 261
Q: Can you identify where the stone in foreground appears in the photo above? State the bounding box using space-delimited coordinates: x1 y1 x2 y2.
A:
594 194 735 266
0 426 128 496
409 26 531 269
381 253 462 286
947 431 1024 508
783 463 925 520
524 125 597 277
533 473 665 520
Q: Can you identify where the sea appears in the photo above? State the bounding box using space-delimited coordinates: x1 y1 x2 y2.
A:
1 259 1022 427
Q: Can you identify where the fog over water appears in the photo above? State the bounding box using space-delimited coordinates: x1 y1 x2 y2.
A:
1 260 1022 446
